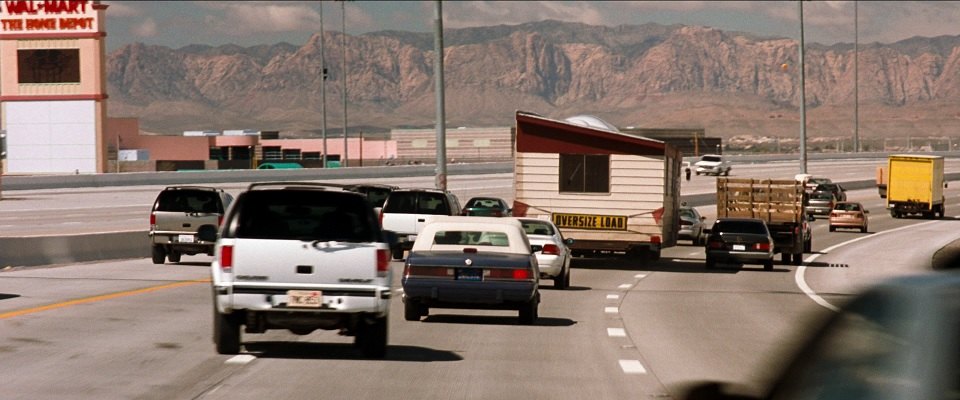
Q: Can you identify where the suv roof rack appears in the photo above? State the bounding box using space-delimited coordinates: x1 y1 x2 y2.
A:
246 182 349 191
163 185 221 191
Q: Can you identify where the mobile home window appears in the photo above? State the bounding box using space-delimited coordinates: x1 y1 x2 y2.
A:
18 49 81 84
559 154 609 193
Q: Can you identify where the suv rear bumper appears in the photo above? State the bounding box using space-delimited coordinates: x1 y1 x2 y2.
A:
215 285 391 316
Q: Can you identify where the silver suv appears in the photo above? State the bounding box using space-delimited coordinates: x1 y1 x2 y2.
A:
199 182 393 357
149 186 233 264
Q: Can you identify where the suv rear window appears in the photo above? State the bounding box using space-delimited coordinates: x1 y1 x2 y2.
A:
700 156 721 162
232 191 378 242
383 192 451 215
155 190 222 213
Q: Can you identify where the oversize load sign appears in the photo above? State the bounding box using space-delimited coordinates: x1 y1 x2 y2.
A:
1 1 97 33
552 213 628 231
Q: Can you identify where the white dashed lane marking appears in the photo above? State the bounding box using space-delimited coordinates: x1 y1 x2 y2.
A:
607 328 626 337
225 355 256 365
606 294 619 300
618 284 632 289
618 359 647 374
604 306 619 314
634 274 647 279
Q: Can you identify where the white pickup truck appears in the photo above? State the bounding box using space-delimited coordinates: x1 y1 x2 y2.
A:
694 154 732 176
379 188 462 259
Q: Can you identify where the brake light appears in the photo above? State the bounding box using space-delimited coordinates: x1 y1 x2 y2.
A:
378 210 384 226
377 249 390 277
463 248 478 253
217 215 224 226
651 236 661 244
542 244 561 255
220 245 233 272
487 268 531 280
150 212 156 227
708 240 724 249
404 265 453 277
753 242 771 251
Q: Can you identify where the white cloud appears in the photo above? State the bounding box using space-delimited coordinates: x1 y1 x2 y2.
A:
196 1 322 35
102 1 143 18
131 17 158 38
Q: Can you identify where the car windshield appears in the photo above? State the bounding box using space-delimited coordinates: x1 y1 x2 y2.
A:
700 156 721 162
810 178 832 185
679 209 698 219
156 189 222 213
520 220 555 236
714 220 768 235
433 230 510 246
234 191 377 242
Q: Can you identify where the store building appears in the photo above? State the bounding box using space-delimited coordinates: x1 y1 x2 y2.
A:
1 0 109 174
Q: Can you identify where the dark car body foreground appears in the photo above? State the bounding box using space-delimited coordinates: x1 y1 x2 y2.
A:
679 271 960 400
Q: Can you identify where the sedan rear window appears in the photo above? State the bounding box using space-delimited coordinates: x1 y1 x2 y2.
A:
520 220 555 236
714 220 768 235
433 230 510 246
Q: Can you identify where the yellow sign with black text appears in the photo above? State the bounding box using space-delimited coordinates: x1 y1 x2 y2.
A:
552 213 628 231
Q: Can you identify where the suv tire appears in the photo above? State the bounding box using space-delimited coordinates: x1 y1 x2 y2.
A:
167 251 182 263
214 309 241 355
152 245 166 265
356 316 388 358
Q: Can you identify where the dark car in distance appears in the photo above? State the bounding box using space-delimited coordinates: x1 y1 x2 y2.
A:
705 218 775 270
343 183 398 209
461 196 512 217
814 182 847 202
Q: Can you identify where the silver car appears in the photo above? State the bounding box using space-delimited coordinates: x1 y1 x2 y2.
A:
679 205 706 245
806 191 836 218
518 218 573 289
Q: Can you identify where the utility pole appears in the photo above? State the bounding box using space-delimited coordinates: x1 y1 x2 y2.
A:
799 0 808 173
433 0 447 190
854 0 860 153
319 3 327 167
341 1 348 167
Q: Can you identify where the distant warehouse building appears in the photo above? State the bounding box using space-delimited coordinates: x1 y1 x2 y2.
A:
619 128 722 157
391 127 514 164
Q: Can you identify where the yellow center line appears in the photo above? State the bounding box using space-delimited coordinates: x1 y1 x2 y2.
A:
0 278 211 320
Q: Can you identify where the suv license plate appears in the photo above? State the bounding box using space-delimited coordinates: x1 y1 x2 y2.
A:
178 234 195 243
287 290 322 308
457 268 482 281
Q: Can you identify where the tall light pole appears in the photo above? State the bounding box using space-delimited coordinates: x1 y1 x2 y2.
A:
799 0 808 173
319 3 327 167
341 1 348 167
854 1 860 152
434 0 447 190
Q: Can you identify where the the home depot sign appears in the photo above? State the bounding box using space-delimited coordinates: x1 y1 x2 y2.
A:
1 1 98 34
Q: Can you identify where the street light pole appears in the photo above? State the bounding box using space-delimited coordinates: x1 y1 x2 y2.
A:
854 0 860 153
341 1 348 167
319 3 327 167
433 0 447 190
799 0 808 174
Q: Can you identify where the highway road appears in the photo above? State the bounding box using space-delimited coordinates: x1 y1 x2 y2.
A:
1 159 960 399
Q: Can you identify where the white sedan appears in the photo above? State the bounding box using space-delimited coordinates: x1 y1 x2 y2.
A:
517 218 573 289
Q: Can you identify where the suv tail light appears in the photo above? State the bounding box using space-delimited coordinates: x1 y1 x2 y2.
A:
377 249 390 277
150 212 156 228
218 215 224 226
378 210 384 226
220 245 233 271
542 244 561 255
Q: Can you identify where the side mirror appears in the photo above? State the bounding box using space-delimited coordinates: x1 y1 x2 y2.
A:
807 214 816 222
564 238 575 246
945 182 948 188
864 209 870 214
197 224 219 242
530 245 543 253
700 216 707 221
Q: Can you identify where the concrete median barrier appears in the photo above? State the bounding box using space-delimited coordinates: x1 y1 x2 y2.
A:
0 230 149 268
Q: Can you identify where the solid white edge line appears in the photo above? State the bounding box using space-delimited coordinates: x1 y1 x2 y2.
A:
796 219 943 312
618 359 647 374
604 306 619 314
607 327 627 337
225 355 256 364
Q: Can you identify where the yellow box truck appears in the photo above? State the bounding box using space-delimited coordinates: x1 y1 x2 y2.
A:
887 154 945 219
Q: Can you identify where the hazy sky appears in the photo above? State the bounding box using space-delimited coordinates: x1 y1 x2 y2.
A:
102 1 960 52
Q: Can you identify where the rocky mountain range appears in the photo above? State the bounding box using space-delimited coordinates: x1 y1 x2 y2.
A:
106 20 960 139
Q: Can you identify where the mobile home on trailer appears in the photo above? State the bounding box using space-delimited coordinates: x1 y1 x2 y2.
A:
512 111 681 260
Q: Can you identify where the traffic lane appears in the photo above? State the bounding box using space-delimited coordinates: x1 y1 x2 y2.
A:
198 261 668 400
0 259 220 400
1 257 669 399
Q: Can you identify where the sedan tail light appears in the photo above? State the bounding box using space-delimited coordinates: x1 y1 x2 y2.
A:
753 242 771 251
487 268 531 280
541 244 561 255
708 240 724 249
219 245 233 272
404 265 453 278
